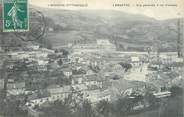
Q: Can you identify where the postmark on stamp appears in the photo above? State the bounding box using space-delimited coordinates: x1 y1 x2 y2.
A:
2 0 29 32
14 8 46 41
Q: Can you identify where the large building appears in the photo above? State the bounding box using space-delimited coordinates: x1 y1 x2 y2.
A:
72 39 116 52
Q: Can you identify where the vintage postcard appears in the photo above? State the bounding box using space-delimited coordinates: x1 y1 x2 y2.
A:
0 0 184 117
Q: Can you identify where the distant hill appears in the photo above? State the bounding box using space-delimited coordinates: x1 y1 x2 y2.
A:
0 6 179 52
37 7 178 52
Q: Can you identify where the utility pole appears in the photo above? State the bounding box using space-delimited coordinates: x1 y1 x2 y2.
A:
167 18 183 58
177 18 183 58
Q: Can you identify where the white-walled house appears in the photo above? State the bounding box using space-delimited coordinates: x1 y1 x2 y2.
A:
62 68 73 78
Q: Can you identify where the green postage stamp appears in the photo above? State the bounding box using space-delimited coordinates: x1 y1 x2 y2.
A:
2 0 28 32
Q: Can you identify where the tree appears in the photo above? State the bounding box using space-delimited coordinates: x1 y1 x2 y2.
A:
119 62 132 72
170 86 183 97
112 75 120 80
132 94 144 105
96 100 112 117
60 49 69 56
40 100 72 117
77 100 96 117
115 98 134 116
57 59 63 66
55 49 59 53
160 94 183 117
0 96 23 116
144 92 157 107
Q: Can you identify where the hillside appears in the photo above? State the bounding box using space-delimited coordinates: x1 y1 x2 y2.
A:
39 8 178 51
0 6 179 52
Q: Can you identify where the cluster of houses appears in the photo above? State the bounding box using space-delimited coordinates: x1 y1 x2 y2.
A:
26 84 111 109
17 40 120 113
5 45 55 72
0 39 183 117
25 63 112 109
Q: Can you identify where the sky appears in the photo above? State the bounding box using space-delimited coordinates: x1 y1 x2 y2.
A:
29 0 184 20
0 0 183 20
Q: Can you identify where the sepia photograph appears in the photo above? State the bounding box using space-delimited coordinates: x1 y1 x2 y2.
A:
0 0 183 117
